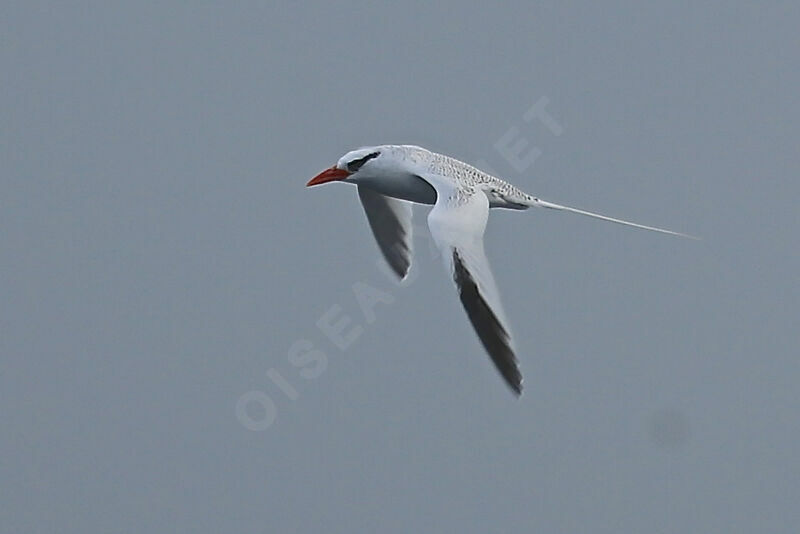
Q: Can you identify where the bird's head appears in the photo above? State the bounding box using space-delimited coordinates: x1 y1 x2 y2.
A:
306 146 392 187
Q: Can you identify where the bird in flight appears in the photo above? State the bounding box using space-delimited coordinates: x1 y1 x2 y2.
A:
307 145 695 395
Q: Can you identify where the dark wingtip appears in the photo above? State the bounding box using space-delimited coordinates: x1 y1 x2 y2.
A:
504 366 523 397
452 250 524 397
389 254 410 280
510 378 523 397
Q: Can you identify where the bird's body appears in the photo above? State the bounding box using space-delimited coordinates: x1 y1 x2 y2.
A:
344 145 534 208
307 144 694 395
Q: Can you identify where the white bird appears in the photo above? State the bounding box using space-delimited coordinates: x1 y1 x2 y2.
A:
307 145 695 395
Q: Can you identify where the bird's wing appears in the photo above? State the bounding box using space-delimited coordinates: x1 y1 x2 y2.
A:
357 185 414 279
421 175 522 395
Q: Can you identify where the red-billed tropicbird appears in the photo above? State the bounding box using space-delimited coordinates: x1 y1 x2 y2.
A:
307 145 695 395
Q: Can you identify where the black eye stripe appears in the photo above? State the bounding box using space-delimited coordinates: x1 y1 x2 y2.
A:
347 151 380 172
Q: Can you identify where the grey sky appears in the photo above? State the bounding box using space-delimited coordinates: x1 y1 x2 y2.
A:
2 2 799 532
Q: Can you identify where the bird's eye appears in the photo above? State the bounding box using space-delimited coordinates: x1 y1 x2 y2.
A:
347 152 380 172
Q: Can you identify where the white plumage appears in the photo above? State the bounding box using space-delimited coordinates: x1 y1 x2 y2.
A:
307 145 695 395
